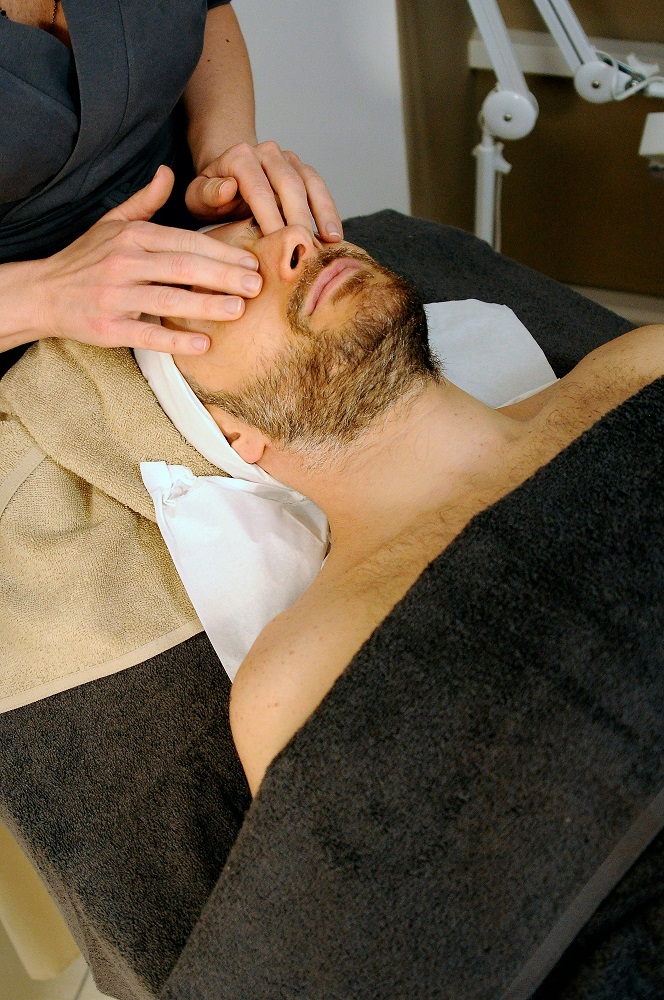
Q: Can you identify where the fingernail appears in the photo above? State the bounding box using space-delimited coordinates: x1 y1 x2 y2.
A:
205 178 227 198
217 179 232 197
223 296 243 316
241 274 262 294
240 256 259 270
326 224 342 238
192 336 209 352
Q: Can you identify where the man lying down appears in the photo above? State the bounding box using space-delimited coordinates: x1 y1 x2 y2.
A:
154 219 664 796
0 219 660 750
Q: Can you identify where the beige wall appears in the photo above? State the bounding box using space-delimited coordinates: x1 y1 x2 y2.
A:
396 0 664 296
0 821 79 981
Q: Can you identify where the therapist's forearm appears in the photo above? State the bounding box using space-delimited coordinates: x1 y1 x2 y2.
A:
184 4 258 175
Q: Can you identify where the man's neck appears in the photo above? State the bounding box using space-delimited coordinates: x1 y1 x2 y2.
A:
260 381 527 560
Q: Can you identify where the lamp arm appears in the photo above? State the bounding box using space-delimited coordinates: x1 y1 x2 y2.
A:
467 0 530 96
530 0 636 102
467 0 539 142
530 0 595 72
466 0 540 247
466 0 664 247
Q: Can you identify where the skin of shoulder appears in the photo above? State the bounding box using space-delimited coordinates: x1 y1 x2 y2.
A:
502 323 664 421
229 563 387 795
230 324 664 794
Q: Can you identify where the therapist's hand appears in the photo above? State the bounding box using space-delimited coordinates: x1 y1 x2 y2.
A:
31 166 261 355
185 140 343 243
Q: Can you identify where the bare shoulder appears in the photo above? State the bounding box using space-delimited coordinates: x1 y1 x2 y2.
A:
549 323 664 430
503 324 664 421
542 323 664 394
588 322 663 363
229 566 376 794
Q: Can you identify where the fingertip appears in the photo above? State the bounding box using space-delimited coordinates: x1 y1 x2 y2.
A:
204 177 235 205
153 164 173 185
191 335 211 353
255 218 283 238
167 333 211 357
321 221 343 242
240 255 260 271
217 178 236 201
223 296 245 318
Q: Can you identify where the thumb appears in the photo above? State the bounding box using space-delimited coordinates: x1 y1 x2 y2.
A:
101 165 175 224
185 174 238 219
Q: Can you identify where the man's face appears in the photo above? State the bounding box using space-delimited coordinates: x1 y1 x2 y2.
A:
172 220 397 395
171 221 436 454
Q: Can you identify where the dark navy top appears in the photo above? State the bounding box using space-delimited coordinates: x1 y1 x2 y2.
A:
0 0 231 263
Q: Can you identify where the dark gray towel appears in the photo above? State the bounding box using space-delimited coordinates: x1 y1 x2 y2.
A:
0 634 250 999
163 377 664 1000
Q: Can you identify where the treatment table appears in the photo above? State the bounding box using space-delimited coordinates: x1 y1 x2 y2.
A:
0 211 661 1000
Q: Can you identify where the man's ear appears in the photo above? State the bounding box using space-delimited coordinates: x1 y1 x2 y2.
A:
210 408 268 465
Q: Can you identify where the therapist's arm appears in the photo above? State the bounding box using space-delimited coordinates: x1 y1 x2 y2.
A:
184 3 257 177
183 4 343 240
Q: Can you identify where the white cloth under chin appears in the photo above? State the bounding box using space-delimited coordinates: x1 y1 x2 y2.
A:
135 299 556 681
135 348 329 681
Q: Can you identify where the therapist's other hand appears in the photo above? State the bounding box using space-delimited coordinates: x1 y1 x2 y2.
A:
33 166 261 355
185 141 343 243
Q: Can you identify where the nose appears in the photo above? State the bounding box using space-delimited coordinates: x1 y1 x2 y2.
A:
259 225 320 283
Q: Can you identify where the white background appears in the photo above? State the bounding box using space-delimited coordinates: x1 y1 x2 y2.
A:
232 0 410 221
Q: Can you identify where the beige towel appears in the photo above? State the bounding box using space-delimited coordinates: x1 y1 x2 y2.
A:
0 339 227 713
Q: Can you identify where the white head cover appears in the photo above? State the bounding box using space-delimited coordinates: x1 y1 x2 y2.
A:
135 299 555 682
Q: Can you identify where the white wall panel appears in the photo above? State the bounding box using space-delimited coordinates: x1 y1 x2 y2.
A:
233 0 410 220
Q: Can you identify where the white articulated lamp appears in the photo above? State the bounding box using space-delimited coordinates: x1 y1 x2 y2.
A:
467 0 664 248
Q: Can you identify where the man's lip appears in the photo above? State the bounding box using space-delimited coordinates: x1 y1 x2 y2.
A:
304 259 364 316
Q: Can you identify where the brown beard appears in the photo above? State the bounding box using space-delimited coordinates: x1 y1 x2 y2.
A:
188 252 441 458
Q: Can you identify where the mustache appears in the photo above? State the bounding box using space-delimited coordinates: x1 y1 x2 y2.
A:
287 246 378 328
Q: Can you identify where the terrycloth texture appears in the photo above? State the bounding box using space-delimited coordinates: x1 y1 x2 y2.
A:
0 212 645 999
163 378 664 1000
0 338 226 711
0 632 250 1000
